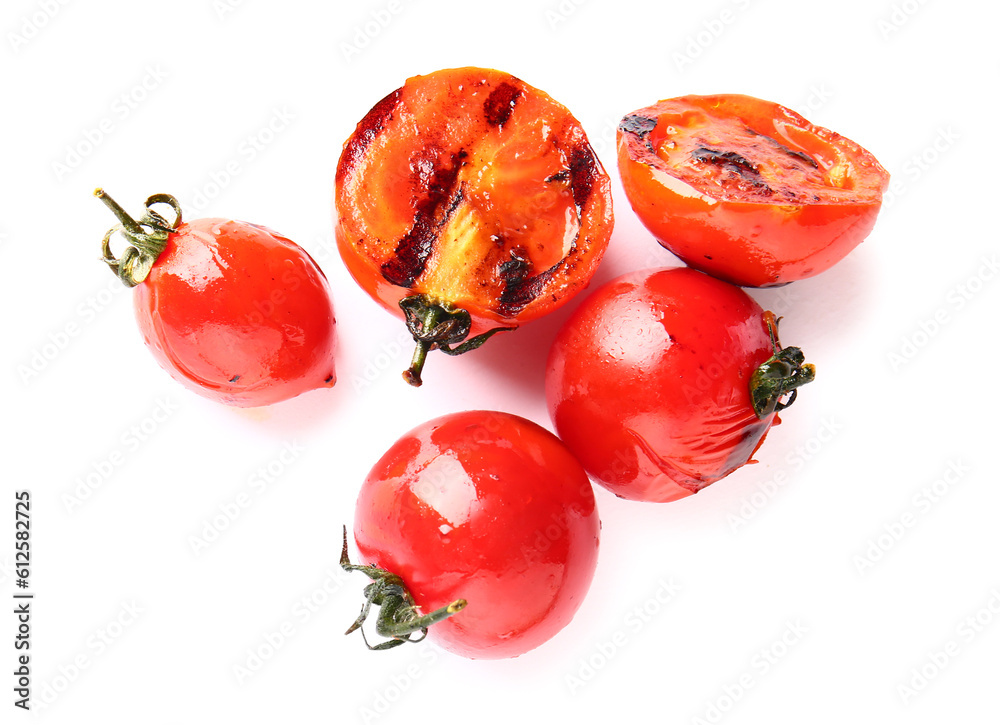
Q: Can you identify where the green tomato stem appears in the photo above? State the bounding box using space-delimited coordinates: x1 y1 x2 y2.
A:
399 294 514 387
95 189 182 287
340 526 466 650
749 313 816 418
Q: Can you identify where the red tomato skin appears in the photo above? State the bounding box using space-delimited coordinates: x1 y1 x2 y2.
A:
133 218 337 407
546 267 777 502
353 410 600 659
617 94 889 287
618 167 883 287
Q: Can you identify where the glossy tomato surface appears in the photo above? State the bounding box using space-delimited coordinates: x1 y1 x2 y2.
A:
617 94 889 287
335 66 614 337
546 267 809 503
353 410 600 659
134 218 337 407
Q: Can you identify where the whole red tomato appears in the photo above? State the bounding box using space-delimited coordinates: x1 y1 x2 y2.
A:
335 66 614 386
343 410 600 659
546 267 814 503
96 189 337 407
617 94 889 287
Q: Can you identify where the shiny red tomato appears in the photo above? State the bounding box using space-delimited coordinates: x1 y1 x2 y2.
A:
617 94 889 287
546 267 814 503
96 189 337 407
335 66 614 385
342 410 600 659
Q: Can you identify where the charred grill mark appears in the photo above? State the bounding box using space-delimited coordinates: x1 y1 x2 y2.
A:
746 128 820 168
497 141 596 315
568 146 598 210
497 261 562 317
380 219 435 288
337 88 403 185
380 150 467 288
498 248 531 282
483 82 521 128
691 147 759 173
691 146 774 196
440 185 465 220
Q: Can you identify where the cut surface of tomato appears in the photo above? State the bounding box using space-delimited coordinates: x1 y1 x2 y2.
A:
617 94 889 287
336 67 613 385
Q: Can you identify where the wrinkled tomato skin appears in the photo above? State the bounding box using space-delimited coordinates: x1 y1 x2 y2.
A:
546 267 777 503
335 67 614 337
617 94 889 287
353 410 600 659
133 218 337 407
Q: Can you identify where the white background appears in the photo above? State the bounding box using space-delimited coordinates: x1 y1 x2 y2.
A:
3 0 998 722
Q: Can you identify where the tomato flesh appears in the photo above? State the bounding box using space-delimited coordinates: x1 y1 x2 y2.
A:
617 94 889 287
134 219 337 407
546 267 800 502
353 410 600 659
336 67 614 337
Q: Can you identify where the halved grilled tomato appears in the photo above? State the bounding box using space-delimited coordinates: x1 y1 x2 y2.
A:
335 67 613 385
617 94 889 287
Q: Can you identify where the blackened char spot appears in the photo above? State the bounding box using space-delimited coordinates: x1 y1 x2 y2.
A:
380 151 466 288
619 114 657 138
498 249 530 282
336 88 403 185
568 146 598 209
483 82 521 127
620 114 658 154
691 146 774 195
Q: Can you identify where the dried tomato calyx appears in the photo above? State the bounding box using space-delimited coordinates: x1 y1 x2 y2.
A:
95 188 182 287
399 294 514 387
750 313 816 418
340 527 467 651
